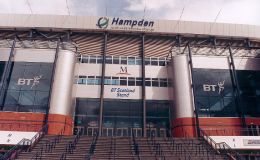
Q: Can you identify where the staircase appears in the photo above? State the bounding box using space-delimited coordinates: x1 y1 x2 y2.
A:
92 137 136 160
16 135 232 160
16 135 92 160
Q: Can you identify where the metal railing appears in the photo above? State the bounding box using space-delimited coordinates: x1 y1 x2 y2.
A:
147 136 165 160
30 125 66 160
85 132 99 160
0 124 48 160
199 128 245 160
60 128 83 160
131 128 140 160
167 136 192 160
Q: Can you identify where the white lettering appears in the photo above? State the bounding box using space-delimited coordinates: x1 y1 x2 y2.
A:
203 84 217 92
17 75 42 89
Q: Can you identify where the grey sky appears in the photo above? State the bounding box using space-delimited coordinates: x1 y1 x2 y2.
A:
0 0 259 25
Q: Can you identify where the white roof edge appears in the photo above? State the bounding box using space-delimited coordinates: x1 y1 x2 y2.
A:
0 13 260 40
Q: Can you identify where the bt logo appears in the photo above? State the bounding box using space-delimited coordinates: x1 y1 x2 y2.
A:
203 80 225 94
17 75 43 89
97 17 109 29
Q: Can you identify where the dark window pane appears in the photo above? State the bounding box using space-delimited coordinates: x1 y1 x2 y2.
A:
136 58 142 65
106 56 112 64
120 57 127 64
104 76 111 85
159 78 168 87
145 58 150 65
112 77 120 85
145 78 151 86
82 56 89 63
89 56 96 63
128 77 135 86
152 78 159 87
95 76 101 85
151 58 158 66
120 77 127 85
78 75 86 84
136 78 143 86
97 56 103 64
128 57 135 65
113 57 119 64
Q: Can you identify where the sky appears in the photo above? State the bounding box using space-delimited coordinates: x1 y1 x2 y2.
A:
0 0 259 25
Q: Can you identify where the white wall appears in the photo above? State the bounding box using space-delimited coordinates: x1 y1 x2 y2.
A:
210 136 260 150
0 131 37 145
193 56 260 70
0 48 55 62
75 85 100 98
75 63 170 100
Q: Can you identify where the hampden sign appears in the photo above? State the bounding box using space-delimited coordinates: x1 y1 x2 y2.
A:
97 17 155 32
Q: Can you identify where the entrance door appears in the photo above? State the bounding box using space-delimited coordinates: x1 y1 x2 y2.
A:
103 127 114 136
116 128 128 137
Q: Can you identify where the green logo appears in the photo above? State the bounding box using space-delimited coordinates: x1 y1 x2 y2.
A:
97 17 109 29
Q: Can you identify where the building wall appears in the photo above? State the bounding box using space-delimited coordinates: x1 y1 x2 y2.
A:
170 55 260 137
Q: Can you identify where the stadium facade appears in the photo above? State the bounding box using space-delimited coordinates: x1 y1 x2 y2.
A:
0 14 260 149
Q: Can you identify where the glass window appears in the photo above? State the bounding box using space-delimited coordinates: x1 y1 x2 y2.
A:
82 56 89 63
128 77 135 86
95 76 101 85
120 57 127 64
196 97 209 117
127 57 135 65
145 78 151 86
136 78 143 86
152 78 159 87
104 76 111 85
19 91 35 106
97 56 103 64
34 91 49 106
87 76 95 85
106 56 112 64
113 56 119 64
145 58 150 65
120 77 127 85
136 57 142 65
78 75 86 84
159 58 166 66
4 90 19 106
1 62 53 113
159 78 168 87
112 77 120 85
89 56 97 63
151 58 158 66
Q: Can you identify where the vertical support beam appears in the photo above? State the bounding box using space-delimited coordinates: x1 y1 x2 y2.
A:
228 46 247 129
44 38 60 124
99 33 108 136
0 38 16 109
187 43 200 137
141 34 146 137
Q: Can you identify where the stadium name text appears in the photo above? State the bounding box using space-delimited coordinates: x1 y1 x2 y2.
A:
111 88 135 97
111 17 154 28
